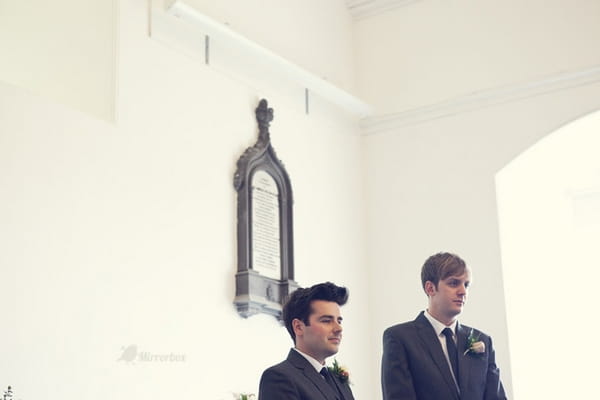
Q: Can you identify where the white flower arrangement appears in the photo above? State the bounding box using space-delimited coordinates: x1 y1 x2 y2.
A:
463 329 485 356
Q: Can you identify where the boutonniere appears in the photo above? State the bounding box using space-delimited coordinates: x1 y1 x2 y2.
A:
328 358 350 384
233 394 255 400
463 329 485 356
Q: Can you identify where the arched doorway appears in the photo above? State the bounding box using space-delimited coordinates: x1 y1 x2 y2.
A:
496 110 600 399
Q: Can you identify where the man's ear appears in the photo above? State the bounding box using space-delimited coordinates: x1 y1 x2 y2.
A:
292 318 304 338
424 281 437 296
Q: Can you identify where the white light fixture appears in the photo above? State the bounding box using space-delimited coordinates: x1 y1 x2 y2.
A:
155 0 371 118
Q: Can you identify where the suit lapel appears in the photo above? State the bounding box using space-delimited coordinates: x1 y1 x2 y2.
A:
287 350 339 400
457 323 471 394
415 313 460 400
331 374 354 400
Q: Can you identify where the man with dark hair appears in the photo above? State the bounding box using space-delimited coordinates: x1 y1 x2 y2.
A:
259 282 355 400
382 252 507 400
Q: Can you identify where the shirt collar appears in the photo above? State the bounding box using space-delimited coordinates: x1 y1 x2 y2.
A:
293 347 326 373
424 309 458 337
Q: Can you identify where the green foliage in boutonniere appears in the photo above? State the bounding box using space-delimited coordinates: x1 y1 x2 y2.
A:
463 328 485 356
328 358 350 384
234 394 255 400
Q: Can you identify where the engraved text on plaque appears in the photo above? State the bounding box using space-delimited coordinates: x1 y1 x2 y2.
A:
251 170 281 279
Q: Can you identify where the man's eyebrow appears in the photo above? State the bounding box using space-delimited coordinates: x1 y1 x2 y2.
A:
318 314 342 321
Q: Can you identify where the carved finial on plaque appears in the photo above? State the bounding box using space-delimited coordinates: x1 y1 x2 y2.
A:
256 99 273 144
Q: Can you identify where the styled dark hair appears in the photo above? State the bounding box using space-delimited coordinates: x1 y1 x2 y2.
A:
282 282 349 343
421 252 467 292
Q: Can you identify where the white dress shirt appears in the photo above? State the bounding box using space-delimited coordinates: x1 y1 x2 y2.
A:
293 347 326 373
424 309 460 388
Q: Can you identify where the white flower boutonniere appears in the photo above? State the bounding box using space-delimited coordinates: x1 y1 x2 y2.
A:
328 358 351 384
463 329 485 356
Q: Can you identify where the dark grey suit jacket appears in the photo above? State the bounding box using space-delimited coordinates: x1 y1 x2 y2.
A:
259 349 355 400
382 312 506 400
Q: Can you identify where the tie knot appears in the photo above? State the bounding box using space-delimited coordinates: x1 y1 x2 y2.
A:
442 327 454 341
320 367 341 397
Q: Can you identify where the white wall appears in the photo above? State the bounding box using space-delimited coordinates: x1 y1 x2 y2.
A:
183 0 357 94
354 0 600 114
0 0 116 121
497 110 600 399
0 1 371 399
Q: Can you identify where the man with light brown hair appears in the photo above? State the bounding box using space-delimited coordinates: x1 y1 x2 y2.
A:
382 252 506 400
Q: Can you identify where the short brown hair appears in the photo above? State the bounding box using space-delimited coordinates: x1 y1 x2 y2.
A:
421 252 467 292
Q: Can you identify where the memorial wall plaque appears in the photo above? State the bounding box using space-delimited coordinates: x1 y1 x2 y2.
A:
233 99 299 320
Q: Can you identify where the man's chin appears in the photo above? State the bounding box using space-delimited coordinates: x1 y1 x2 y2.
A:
325 348 339 358
452 304 464 313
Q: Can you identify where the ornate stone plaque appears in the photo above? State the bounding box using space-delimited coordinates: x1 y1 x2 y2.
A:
233 99 299 320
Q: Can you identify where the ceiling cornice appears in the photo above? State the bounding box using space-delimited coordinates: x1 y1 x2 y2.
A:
360 65 600 135
346 0 421 20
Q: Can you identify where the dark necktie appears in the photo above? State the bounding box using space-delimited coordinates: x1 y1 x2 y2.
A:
320 367 341 398
442 327 459 383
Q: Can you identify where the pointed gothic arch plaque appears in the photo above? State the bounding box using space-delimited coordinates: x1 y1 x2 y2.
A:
233 99 299 320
